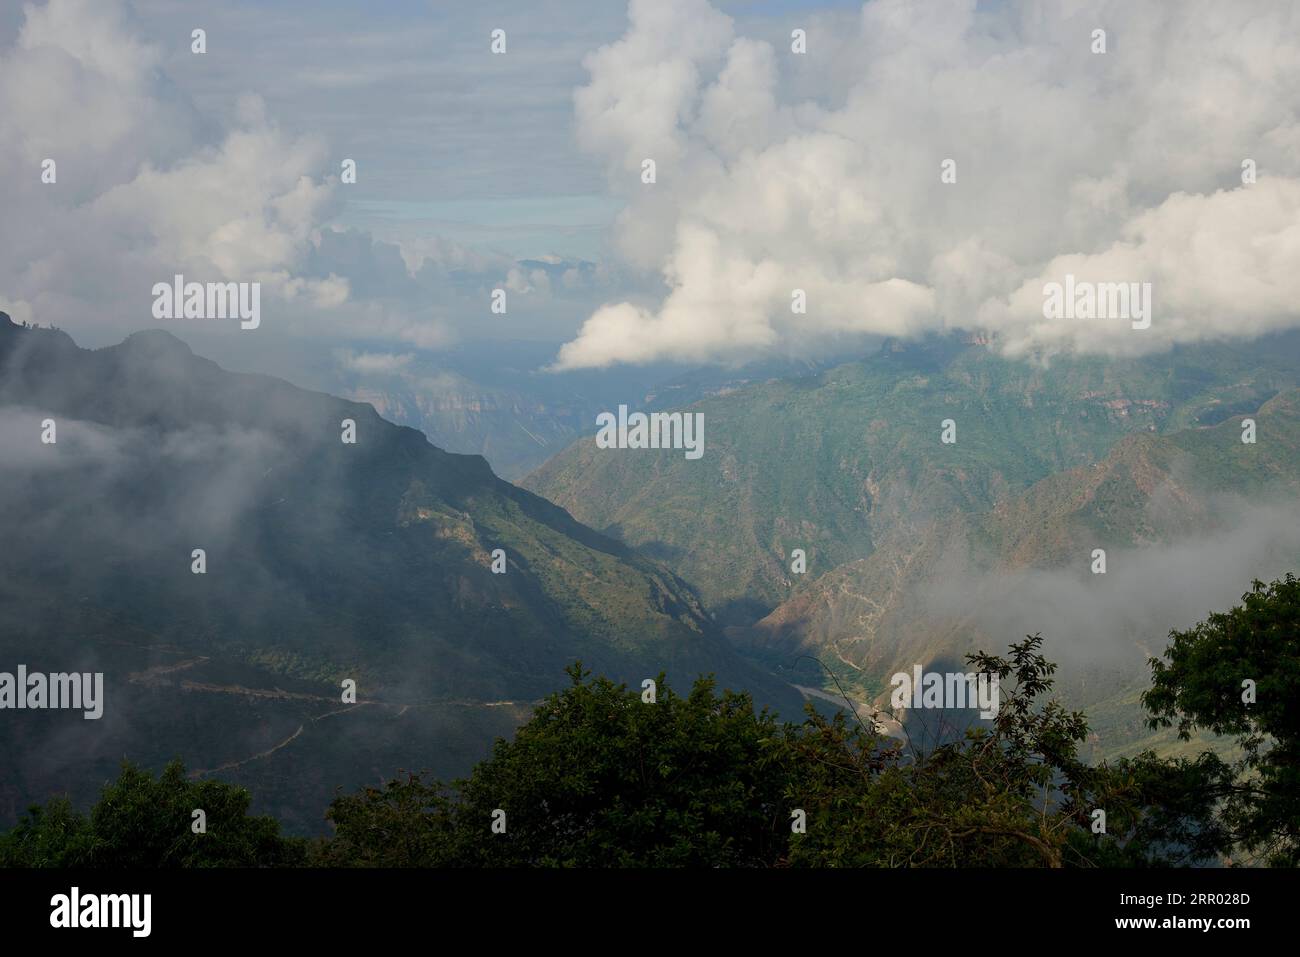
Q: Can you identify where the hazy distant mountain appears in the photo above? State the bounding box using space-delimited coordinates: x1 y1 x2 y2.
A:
331 340 671 481
334 341 846 481
0 314 802 831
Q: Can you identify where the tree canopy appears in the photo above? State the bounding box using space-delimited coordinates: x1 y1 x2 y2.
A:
1144 573 1300 866
0 760 305 867
6 573 1300 868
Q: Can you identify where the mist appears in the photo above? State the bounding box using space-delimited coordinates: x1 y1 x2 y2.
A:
926 497 1300 675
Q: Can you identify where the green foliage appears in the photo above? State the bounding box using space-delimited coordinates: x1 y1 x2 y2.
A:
0 797 96 867
526 339 1300 618
312 774 456 867
313 643 1227 868
0 760 306 867
1144 573 1300 865
1070 750 1234 867
318 663 796 867
14 576 1300 868
789 637 1096 867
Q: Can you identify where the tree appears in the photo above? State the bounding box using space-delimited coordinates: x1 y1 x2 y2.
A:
313 773 455 867
785 635 1100 867
1143 573 1300 865
318 643 1234 868
1067 749 1232 867
781 635 1230 868
10 609 1272 869
0 760 305 867
320 664 797 867
0 796 95 867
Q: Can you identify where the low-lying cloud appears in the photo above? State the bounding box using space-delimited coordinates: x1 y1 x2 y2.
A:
929 499 1300 675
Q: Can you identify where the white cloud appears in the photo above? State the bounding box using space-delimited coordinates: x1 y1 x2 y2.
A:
90 94 335 281
334 349 415 376
574 0 734 177
0 0 343 335
556 0 1300 368
980 178 1300 357
0 0 625 356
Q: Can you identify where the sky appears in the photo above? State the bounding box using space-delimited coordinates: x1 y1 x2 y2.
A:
1 0 1299 379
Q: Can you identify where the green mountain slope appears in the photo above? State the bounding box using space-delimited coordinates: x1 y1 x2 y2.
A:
739 390 1300 756
524 335 1300 624
0 314 802 831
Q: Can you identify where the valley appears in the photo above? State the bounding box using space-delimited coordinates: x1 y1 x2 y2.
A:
525 334 1300 757
0 313 803 832
3 314 1297 832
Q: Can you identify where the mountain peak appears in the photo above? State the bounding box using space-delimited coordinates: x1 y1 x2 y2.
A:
116 328 195 358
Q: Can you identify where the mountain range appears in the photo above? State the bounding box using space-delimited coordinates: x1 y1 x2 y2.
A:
524 334 1300 756
524 335 1300 623
0 313 802 831
6 312 1299 829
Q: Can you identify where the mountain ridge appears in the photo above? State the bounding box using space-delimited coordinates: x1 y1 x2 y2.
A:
0 316 803 831
524 334 1300 624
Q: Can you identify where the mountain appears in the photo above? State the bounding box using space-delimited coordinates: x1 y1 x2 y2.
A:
523 335 1300 625
329 340 674 481
0 313 803 832
330 342 846 481
738 389 1300 757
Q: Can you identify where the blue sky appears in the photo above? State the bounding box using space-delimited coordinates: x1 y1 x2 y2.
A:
118 0 864 261
4 0 1299 372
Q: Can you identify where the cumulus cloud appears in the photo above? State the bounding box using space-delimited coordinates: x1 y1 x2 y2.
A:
0 0 622 357
555 0 1300 368
981 179 1300 356
0 1 348 334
